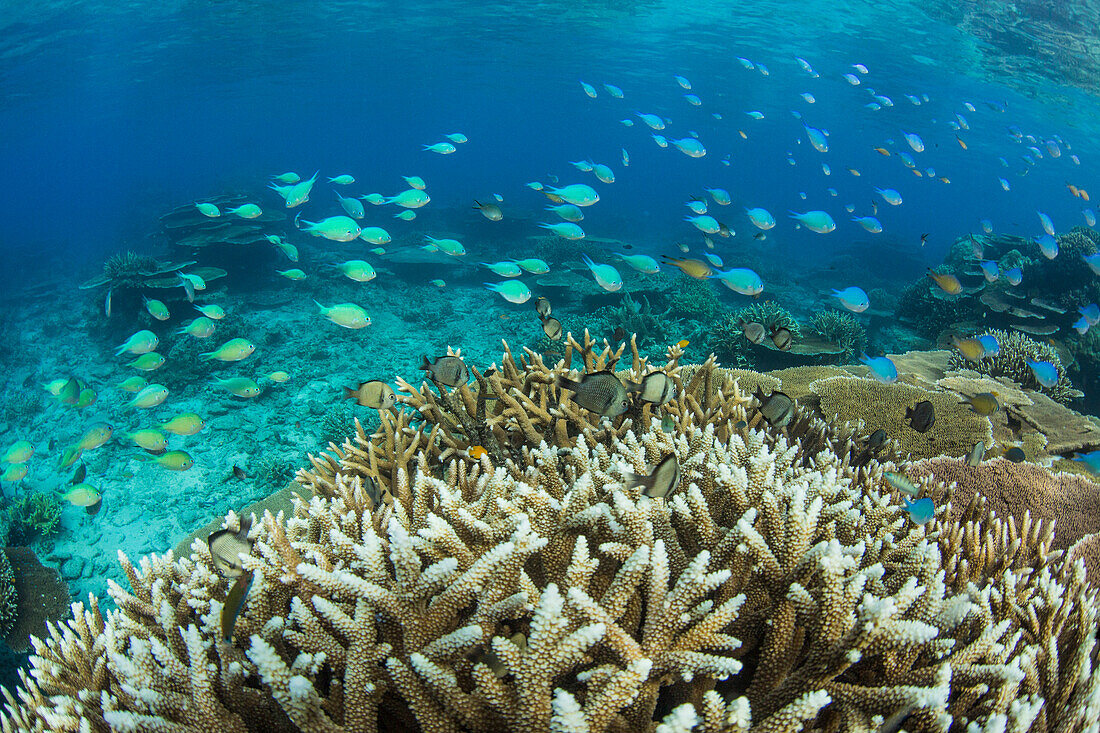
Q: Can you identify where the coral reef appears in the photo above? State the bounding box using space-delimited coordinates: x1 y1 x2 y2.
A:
807 309 866 362
894 276 979 340
319 402 357 446
0 551 17 641
0 547 70 654
734 300 801 338
78 251 196 292
708 301 802 370
5 340 1100 731
665 275 721 322
590 294 677 351
948 328 1080 403
5 492 62 546
253 454 297 491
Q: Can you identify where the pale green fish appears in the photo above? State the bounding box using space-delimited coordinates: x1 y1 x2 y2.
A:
385 189 430 208
582 255 622 292
115 330 158 356
358 227 391 244
126 429 167 453
336 260 377 282
143 297 170 321
370 247 386 255
226 203 262 218
63 484 101 507
670 137 706 157
277 268 307 281
328 174 355 184
137 449 194 470
705 187 732 205
264 234 284 244
544 183 599 207
538 222 585 240
296 214 361 242
195 203 221 217
444 133 467 143
482 261 523 277
617 253 660 274
512 258 550 274
335 192 365 219
403 175 427 190
269 170 317 208
395 210 417 221
127 384 169 410
546 204 584 222
429 279 446 287
592 163 615 183
2 440 33 464
119 375 148 392
424 235 465 256
423 142 456 154
128 352 165 371
1 464 27 482
161 413 205 435
485 281 532 304
202 338 255 362
273 241 299 262
41 378 68 396
711 267 763 296
177 271 207 290
214 377 262 398
194 303 225 319
271 172 300 184
359 193 385 205
314 301 371 329
75 388 97 409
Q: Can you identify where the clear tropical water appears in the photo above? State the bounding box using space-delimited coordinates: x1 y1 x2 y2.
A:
0 0 1099 683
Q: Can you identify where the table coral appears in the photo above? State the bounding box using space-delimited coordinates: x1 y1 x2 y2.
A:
4 341 1100 732
947 328 1081 404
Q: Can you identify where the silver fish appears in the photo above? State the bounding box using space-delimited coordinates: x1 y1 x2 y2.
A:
557 371 629 416
630 371 675 405
104 288 113 318
421 355 468 387
623 454 680 497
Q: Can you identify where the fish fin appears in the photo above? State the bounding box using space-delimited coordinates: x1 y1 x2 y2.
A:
420 355 433 372
555 375 582 392
294 211 302 229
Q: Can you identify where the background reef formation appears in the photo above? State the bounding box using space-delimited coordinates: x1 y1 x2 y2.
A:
3 338 1099 732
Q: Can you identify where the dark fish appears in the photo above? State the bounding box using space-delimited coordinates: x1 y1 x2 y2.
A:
753 232 766 240
232 465 247 480
344 380 397 409
541 316 563 341
70 462 87 485
629 371 676 405
718 222 731 237
86 494 104 516
623 454 680 498
534 297 552 318
962 392 999 416
612 326 626 343
221 570 254 642
920 233 929 246
363 475 383 506
48 438 57 452
884 471 920 497
877 705 914 733
734 420 748 429
557 371 629 417
1004 446 1026 462
866 429 887 451
770 326 792 351
966 441 985 467
421 355 468 388
754 388 795 427
742 321 766 344
905 400 935 433
473 199 503 221
59 377 81 406
208 519 253 578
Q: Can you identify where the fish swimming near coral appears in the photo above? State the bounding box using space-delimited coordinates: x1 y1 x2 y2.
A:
904 400 935 433
622 454 680 498
557 371 629 417
628 371 675 405
344 380 397 409
541 316 563 341
754 388 794 427
208 519 253 578
902 496 935 525
962 392 1000 416
534 297 552 318
421 355 468 388
770 326 792 351
741 321 766 344
966 441 986 467
221 570 254 643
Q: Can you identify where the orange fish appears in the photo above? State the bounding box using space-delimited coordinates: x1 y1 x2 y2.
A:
1081 189 1090 201
468 446 487 460
847 167 860 176
676 339 690 348
955 135 967 150
1067 183 1079 197
927 269 962 295
873 147 890 156
738 130 748 139
911 169 923 177
662 256 712 279
939 177 951 183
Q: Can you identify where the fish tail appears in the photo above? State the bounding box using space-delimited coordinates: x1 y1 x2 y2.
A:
582 254 595 268
312 300 326 312
294 212 302 229
472 200 482 209
483 283 500 292
555 375 582 393
419 355 433 373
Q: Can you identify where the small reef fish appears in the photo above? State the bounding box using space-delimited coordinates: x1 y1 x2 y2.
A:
0 464 27 482
421 355 468 387
927 269 962 295
741 321 766 344
884 471 920 496
161 413 205 435
202 338 255 362
265 371 289 383
208 521 253 577
423 142 457 154
335 192 365 219
789 210 836 233
126 429 167 453
344 380 397 409
226 203 261 218
1 441 33 464
546 204 584 222
314 301 371 329
623 454 680 498
831 286 869 313
423 235 466 256
277 269 307 281
770 326 793 351
670 137 706 157
386 189 431 208
360 193 385 205
711 268 764 296
63 484 102 509
272 240 299 261
628 371 676 405
143 297 169 321
474 200 503 221
966 441 986 467
482 261 523 277
359 227 392 245
905 400 935 433
1025 359 1059 388
513 258 550 274
128 353 165 371
952 336 986 362
1005 268 1023 286
902 496 935 525
543 184 599 207
58 445 83 470
705 188 731 205
635 112 665 129
271 172 300 184
213 377 261 398
1003 447 1026 462
485 280 532 304
195 203 221 217
875 188 903 205
534 297 552 318
860 354 897 383
115 330 158 356
616 253 660 274
662 257 712 279
745 207 776 230
539 221 585 239
328 174 355 184
540 316 563 340
978 260 999 282
852 216 882 233
1035 234 1058 260
178 271 206 291
137 450 193 470
335 260 377 282
977 334 1000 356
1037 210 1056 236
591 163 615 182
962 392 1000 416
221 571 254 643
296 214 361 242
126 384 169 410
582 255 623 292
194 303 225 319
754 388 795 427
269 171 316 207
176 317 216 339
444 133 467 143
1072 451 1100 474
556 371 629 417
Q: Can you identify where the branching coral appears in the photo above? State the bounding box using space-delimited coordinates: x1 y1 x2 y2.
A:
808 310 866 362
4 340 1100 732
591 294 678 350
734 300 801 339
5 492 62 545
948 328 1080 403
665 275 721 322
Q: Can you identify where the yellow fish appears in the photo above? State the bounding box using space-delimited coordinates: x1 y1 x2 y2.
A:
126 429 167 453
176 317 216 339
128 353 165 371
468 446 488 460
115 330 158 356
119 376 148 393
161 413 205 436
63 484 102 507
77 423 113 451
2 440 33 463
140 450 193 471
1 463 28 482
927 269 962 295
265 371 290 383
201 338 255 362
143 297 170 321
127 384 169 410
314 301 371 329
213 377 261 398
194 304 225 320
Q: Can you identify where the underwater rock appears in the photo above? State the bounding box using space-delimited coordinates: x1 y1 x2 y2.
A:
2 546 70 654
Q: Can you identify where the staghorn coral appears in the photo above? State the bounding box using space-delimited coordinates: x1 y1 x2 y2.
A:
0 551 16 641
4 340 1100 731
807 310 866 362
948 328 1080 403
